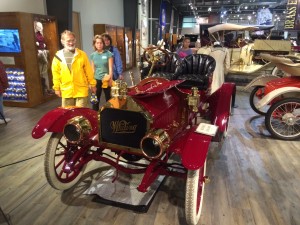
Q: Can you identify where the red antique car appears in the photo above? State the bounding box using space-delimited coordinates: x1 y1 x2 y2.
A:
254 54 300 140
32 51 235 225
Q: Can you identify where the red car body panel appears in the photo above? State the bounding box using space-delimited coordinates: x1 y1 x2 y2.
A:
265 77 300 95
208 82 236 132
32 107 98 139
133 88 188 137
127 79 184 96
168 126 212 170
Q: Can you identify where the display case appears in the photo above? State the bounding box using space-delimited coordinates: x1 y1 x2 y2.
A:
171 34 179 52
93 24 117 46
93 24 126 71
4 68 27 102
116 26 126 70
163 33 173 51
125 27 133 69
135 29 141 67
0 12 59 107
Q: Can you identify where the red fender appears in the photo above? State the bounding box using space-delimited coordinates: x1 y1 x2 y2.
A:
170 127 212 170
181 132 212 170
208 82 236 132
32 107 98 139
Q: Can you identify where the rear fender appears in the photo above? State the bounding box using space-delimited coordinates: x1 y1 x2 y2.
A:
32 107 98 139
256 87 300 109
208 82 236 133
242 75 280 91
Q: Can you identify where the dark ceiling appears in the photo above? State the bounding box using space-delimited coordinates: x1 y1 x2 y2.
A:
169 0 287 17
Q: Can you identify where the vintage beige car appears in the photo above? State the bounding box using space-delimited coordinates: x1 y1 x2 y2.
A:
199 23 296 115
204 23 292 75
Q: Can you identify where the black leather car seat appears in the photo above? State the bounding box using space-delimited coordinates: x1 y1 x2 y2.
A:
140 53 180 80
174 54 216 90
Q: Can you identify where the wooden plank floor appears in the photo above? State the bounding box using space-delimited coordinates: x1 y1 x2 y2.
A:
0 80 299 225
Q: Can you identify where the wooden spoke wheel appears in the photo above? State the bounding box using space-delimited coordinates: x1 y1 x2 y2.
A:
44 133 87 190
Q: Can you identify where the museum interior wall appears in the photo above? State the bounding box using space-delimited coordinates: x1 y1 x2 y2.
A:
0 0 124 55
0 0 125 108
73 0 124 54
0 0 46 15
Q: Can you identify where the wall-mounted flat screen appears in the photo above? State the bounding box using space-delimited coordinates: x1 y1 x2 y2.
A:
0 29 21 53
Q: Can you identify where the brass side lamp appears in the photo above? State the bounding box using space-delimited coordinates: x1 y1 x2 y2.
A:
187 87 200 112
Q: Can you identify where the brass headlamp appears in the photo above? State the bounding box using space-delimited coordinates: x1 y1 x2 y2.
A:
63 116 92 144
140 129 170 159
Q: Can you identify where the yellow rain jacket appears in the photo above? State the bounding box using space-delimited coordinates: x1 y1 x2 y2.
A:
52 48 96 98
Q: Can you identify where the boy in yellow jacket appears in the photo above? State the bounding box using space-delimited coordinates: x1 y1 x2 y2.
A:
52 30 96 107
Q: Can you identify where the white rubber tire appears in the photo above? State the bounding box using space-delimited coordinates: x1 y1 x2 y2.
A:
44 133 86 190
185 161 207 225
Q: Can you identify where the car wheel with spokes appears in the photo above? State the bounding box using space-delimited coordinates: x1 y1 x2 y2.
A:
249 86 269 115
265 98 300 140
44 133 87 190
185 161 207 225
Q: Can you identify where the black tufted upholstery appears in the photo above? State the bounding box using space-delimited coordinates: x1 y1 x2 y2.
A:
140 53 216 90
174 54 216 90
140 53 180 80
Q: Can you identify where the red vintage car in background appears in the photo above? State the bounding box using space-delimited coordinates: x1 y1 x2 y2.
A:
254 54 300 140
32 48 235 225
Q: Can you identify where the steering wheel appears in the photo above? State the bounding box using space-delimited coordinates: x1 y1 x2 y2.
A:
141 45 170 68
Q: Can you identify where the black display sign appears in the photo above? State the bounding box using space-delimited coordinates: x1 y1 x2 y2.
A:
100 108 148 149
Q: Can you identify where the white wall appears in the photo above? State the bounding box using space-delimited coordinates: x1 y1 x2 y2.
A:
0 0 46 14
181 25 199 35
73 0 124 54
